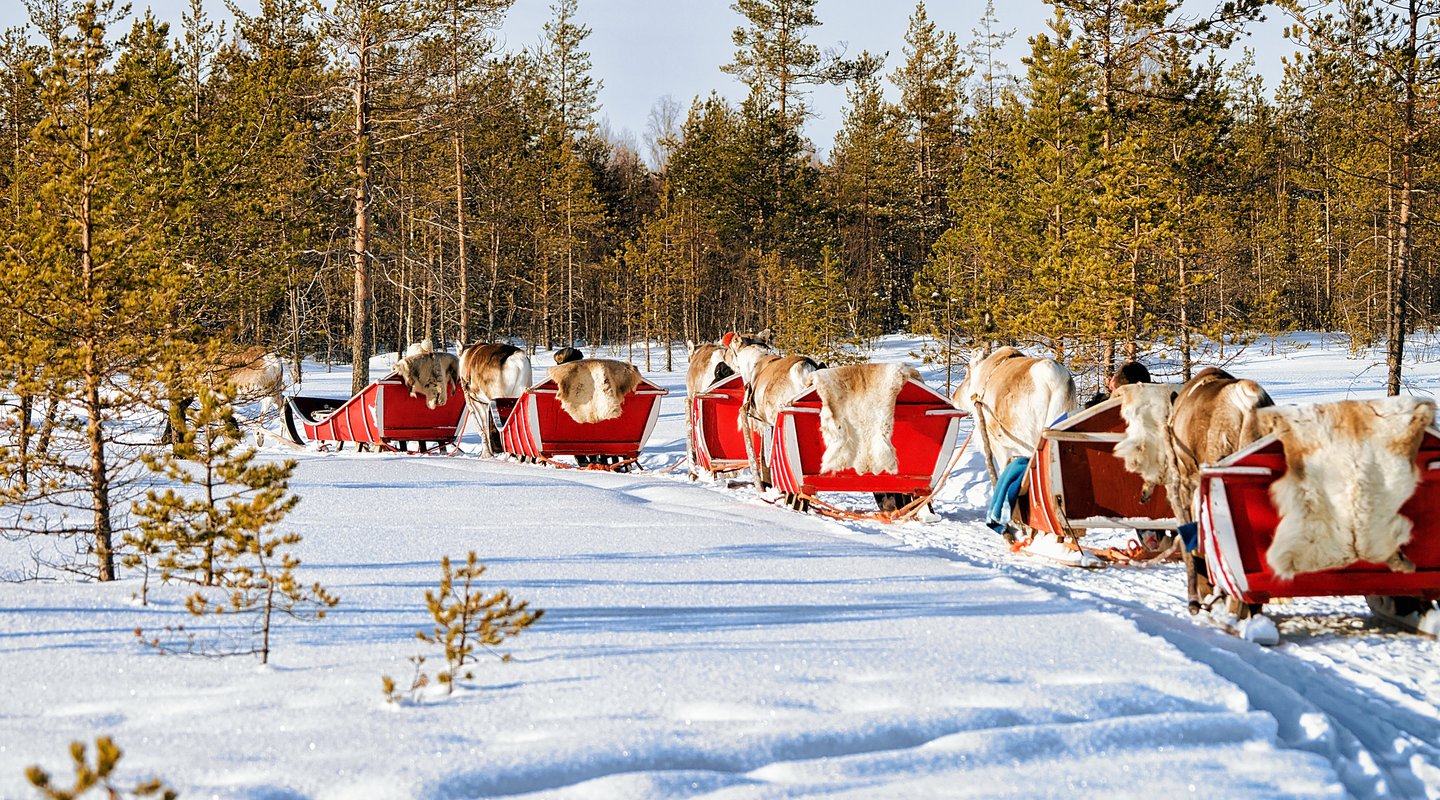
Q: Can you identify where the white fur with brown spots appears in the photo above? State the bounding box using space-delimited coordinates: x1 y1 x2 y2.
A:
812 363 920 476
393 339 461 411
551 358 643 424
1259 396 1436 579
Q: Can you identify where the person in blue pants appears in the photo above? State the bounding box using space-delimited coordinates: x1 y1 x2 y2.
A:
986 455 1030 538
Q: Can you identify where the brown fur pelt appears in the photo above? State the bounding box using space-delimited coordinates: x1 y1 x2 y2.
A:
394 340 460 410
551 358 643 424
1260 397 1435 579
554 347 584 365
812 363 919 475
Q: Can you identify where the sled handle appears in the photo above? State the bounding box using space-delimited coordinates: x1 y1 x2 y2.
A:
1199 465 1274 478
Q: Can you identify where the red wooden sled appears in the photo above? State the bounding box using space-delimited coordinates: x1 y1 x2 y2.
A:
496 375 667 470
1199 427 1440 605
767 379 966 518
284 373 467 453
1019 397 1180 540
690 372 761 476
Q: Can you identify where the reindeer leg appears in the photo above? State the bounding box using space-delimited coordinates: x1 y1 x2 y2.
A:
685 400 698 479
1183 547 1202 615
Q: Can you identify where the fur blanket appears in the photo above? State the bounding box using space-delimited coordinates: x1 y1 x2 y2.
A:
394 340 460 409
1261 397 1436 579
812 364 919 475
551 359 643 424
1112 383 1179 501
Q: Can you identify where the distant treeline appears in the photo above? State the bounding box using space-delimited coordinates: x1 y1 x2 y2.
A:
3 0 1439 395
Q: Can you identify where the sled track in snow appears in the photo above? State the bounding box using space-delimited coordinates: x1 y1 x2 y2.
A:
328 439 1440 798
613 451 1440 799
863 499 1440 799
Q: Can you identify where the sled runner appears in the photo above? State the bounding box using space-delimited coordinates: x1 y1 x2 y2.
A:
1009 397 1182 564
767 378 966 520
1199 426 1440 606
284 373 467 454
496 375 667 471
690 372 761 477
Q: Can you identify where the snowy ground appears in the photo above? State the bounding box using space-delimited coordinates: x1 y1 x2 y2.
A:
2 334 1439 798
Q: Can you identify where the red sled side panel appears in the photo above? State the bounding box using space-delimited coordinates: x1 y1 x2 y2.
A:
500 377 668 460
1202 430 1440 603
1023 399 1179 537
692 374 754 472
768 380 964 496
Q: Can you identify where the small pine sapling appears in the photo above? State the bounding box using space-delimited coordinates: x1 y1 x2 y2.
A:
384 552 542 701
381 654 428 705
25 736 176 800
132 389 338 662
128 385 266 595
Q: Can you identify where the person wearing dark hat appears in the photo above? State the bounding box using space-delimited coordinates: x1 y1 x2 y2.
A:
1086 361 1153 408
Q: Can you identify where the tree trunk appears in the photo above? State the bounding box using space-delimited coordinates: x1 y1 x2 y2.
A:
454 127 469 344
350 48 372 395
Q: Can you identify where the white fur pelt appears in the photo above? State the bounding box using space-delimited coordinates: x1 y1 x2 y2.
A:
551 358 642 424
812 363 919 475
394 340 461 409
1261 397 1436 579
1112 383 1178 500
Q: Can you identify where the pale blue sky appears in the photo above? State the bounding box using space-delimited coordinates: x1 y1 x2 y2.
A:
1 0 1294 152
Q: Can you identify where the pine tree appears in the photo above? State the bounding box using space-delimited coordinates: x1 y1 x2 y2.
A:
25 737 176 800
1009 8 1100 359
0 0 188 580
536 0 604 348
136 396 337 662
1282 0 1440 395
828 58 908 331
320 0 441 393
416 551 543 693
891 2 969 284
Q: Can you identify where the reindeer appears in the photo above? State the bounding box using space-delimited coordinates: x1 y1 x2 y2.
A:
1112 368 1273 615
728 335 820 492
951 347 1078 541
458 342 533 456
164 345 285 448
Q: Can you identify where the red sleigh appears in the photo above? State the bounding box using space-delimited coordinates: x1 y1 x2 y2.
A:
1019 397 1181 541
689 373 761 477
1198 426 1440 605
495 375 668 470
284 374 466 453
766 379 967 519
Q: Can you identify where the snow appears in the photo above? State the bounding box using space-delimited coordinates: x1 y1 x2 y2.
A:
2 334 1438 798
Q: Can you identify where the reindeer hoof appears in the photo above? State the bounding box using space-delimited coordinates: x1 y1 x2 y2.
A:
1188 600 1202 616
